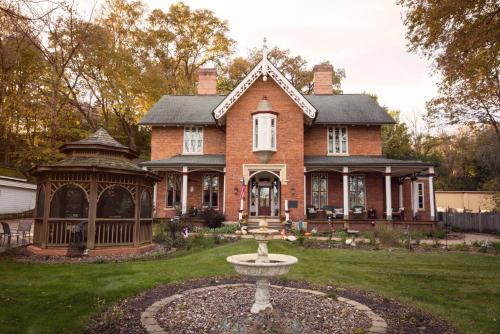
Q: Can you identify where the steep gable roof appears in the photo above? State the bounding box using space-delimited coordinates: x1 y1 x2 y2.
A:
212 50 317 123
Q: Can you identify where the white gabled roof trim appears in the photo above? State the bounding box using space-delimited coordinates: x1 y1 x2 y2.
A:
213 57 317 120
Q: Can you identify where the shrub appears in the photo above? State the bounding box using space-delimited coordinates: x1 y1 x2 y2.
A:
208 224 238 234
450 243 470 252
203 208 225 228
430 230 446 239
374 228 402 247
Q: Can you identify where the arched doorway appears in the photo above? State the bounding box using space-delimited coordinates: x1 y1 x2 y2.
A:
249 171 280 217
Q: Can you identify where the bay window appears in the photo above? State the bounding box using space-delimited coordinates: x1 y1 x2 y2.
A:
253 114 277 151
203 174 219 208
184 126 203 154
328 127 348 154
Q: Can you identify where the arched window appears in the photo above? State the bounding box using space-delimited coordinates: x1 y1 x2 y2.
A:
97 186 134 218
36 186 45 218
140 191 152 218
50 185 88 218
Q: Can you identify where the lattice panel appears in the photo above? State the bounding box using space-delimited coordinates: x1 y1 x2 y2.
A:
51 172 90 182
96 173 136 185
49 181 91 201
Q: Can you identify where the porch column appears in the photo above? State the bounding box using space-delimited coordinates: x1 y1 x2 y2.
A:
222 168 226 214
303 168 307 216
398 180 403 210
385 167 392 220
411 176 418 218
181 166 188 214
428 167 436 221
342 167 349 219
153 182 157 217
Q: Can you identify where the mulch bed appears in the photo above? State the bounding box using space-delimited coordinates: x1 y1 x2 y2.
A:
155 285 371 334
85 277 458 334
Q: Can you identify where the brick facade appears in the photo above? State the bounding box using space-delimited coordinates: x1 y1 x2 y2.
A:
147 64 435 224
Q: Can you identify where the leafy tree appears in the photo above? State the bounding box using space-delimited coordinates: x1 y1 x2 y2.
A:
218 47 343 94
398 0 500 140
381 110 414 160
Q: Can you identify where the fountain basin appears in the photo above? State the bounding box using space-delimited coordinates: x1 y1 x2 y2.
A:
227 253 298 277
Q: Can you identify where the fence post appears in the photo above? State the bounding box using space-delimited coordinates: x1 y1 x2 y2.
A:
478 211 482 233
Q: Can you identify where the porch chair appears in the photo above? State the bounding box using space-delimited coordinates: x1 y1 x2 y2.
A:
307 206 317 219
332 207 344 219
1 222 16 247
352 206 364 219
392 208 405 220
322 206 335 220
16 221 33 245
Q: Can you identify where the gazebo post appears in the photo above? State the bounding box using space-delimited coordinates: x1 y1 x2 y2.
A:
41 178 51 248
134 182 141 247
87 173 97 250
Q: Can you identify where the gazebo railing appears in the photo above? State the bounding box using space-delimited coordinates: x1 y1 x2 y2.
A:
95 219 134 246
47 219 87 246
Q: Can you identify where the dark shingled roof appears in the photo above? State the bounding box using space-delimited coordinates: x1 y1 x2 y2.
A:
304 155 432 166
50 156 144 171
72 128 128 149
139 94 395 125
141 154 226 167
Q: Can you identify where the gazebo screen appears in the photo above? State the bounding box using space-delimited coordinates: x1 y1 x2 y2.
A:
50 185 89 218
97 186 134 218
140 191 152 218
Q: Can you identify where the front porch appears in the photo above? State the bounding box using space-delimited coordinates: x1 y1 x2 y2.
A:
304 155 437 228
306 218 436 233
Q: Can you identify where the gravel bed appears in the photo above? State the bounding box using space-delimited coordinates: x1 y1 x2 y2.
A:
155 285 371 334
85 277 457 334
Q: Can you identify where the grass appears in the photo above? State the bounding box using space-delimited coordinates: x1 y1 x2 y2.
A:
0 241 499 333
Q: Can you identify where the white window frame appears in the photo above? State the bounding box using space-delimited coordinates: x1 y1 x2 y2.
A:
311 173 328 209
183 126 203 154
417 182 425 210
202 174 219 209
327 126 348 155
252 113 277 152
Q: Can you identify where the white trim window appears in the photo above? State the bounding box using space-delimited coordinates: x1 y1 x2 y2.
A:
203 174 219 208
166 174 182 208
328 127 348 155
417 182 425 210
311 173 328 209
349 175 365 209
253 114 277 151
183 126 203 154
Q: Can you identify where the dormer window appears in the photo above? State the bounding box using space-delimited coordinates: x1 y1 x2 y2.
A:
253 114 276 151
183 126 203 154
328 127 348 155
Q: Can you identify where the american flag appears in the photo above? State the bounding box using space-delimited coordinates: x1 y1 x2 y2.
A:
240 177 246 199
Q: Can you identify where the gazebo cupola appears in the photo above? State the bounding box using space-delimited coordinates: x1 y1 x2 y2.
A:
29 128 161 256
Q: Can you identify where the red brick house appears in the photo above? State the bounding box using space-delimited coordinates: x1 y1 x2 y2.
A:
140 45 436 231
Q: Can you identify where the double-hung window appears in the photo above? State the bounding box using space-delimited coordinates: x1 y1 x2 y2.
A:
183 126 203 154
328 127 348 154
253 114 276 151
349 175 365 209
203 174 219 208
417 183 425 210
166 174 182 208
311 173 328 209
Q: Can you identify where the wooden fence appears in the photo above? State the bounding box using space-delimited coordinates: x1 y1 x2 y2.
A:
438 212 500 233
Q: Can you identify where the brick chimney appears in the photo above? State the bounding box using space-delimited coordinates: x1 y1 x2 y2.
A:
313 64 333 95
197 68 217 95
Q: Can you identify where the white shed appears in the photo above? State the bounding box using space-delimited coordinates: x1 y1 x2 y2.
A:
0 176 36 214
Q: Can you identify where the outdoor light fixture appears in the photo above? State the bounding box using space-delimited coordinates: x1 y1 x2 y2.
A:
291 185 296 196
234 187 239 195
190 186 194 193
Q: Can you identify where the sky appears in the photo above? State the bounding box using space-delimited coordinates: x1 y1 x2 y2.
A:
84 0 440 125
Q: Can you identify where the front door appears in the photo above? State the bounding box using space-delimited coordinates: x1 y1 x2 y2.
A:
258 186 271 216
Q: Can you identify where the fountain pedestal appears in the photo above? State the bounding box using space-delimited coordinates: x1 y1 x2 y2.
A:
227 218 298 314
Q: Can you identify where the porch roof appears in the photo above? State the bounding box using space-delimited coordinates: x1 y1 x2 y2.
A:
304 155 433 167
140 154 226 167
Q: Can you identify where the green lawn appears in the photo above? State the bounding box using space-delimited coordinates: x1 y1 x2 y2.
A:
0 241 499 334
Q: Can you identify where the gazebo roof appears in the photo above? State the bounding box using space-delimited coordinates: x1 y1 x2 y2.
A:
59 128 138 159
30 129 160 181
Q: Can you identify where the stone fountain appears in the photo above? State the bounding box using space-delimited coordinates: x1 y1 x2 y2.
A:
227 218 298 313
